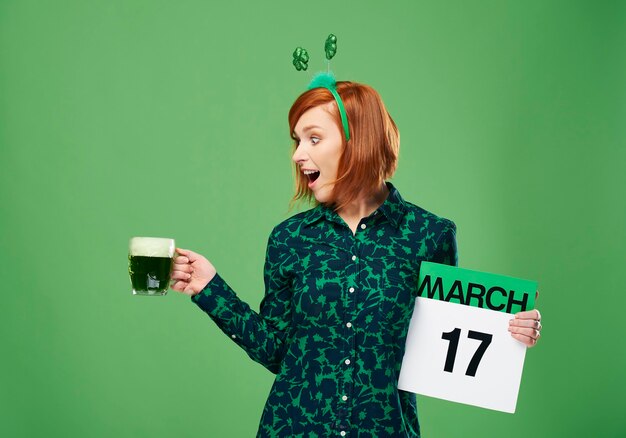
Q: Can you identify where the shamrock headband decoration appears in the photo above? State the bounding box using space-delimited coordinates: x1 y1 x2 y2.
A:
292 34 350 141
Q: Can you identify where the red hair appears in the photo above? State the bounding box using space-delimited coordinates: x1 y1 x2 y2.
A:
288 81 400 212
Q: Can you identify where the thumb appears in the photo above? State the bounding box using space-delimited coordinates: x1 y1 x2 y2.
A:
176 247 200 263
176 247 190 257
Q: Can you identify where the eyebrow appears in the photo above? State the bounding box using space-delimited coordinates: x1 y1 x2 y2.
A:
293 125 324 137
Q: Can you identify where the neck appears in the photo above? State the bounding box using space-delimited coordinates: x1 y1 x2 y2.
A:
336 181 390 222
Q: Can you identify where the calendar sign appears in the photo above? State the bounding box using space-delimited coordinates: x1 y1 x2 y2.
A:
398 263 537 413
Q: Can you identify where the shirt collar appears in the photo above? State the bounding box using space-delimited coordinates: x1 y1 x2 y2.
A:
377 181 407 229
302 181 407 229
302 204 325 227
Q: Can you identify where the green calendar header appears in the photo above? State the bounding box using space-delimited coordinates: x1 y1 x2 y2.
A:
417 262 537 314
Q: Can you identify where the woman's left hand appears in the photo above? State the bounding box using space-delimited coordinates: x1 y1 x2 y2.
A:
508 290 542 347
509 309 541 347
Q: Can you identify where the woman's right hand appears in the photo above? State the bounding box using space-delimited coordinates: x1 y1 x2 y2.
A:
170 248 217 296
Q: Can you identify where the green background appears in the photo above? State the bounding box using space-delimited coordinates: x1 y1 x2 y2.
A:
1 1 624 437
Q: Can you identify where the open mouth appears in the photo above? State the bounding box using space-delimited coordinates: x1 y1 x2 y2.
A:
304 170 320 183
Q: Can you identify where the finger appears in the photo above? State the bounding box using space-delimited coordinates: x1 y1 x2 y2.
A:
170 280 189 292
174 255 189 264
172 262 193 274
514 309 541 321
508 325 541 340
510 332 538 347
176 248 201 263
176 248 190 256
171 271 192 281
172 265 192 276
509 319 542 330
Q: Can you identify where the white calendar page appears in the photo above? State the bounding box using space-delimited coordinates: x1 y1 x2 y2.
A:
398 262 537 413
398 297 526 413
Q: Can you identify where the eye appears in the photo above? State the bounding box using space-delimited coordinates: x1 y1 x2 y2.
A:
311 136 320 145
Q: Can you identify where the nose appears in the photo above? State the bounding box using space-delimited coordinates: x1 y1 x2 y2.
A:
292 143 308 165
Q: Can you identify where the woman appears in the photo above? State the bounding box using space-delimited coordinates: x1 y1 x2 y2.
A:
171 79 542 437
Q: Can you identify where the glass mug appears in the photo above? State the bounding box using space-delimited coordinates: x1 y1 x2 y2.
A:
128 237 175 296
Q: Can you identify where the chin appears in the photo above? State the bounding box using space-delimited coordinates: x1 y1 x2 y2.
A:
313 192 331 204
310 182 333 204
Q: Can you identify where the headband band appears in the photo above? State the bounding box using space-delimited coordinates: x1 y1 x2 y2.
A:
307 72 350 141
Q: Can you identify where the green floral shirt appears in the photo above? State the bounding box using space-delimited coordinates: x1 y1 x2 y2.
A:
192 182 458 437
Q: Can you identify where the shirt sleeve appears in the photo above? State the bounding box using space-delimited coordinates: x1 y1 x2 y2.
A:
432 221 458 267
190 227 292 374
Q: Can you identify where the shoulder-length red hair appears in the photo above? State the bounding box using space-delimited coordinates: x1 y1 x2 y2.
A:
288 81 399 212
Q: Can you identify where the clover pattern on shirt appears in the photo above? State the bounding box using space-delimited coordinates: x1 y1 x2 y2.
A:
192 182 458 438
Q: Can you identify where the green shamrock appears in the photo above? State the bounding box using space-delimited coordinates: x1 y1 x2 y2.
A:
292 47 309 71
325 34 337 60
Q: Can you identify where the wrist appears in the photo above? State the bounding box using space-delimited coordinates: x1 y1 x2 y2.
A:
194 271 217 296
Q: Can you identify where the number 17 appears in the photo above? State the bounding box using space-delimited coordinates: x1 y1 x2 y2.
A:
441 328 493 377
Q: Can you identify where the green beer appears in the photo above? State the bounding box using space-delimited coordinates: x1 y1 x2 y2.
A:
128 237 175 296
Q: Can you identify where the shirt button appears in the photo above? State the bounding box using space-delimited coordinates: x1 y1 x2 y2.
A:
351 255 357 261
345 359 351 365
360 224 366 229
342 395 348 401
231 335 236 339
346 322 352 328
349 287 355 293
341 432 347 436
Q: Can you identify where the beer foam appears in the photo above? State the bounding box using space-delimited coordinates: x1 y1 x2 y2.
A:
130 237 175 257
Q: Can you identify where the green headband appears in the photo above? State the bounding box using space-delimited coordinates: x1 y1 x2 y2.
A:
307 72 350 141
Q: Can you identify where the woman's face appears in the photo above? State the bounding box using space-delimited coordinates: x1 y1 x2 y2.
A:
292 103 343 203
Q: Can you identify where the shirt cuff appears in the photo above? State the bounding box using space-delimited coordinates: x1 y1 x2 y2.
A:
190 272 231 317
